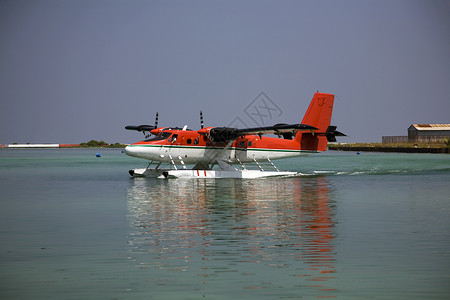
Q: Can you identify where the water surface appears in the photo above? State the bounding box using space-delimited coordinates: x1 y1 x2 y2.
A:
1 149 449 299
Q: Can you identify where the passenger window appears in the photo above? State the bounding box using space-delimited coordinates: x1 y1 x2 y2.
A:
187 139 192 145
194 138 199 145
248 141 252 147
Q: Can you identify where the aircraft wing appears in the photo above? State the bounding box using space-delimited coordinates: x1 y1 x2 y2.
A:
125 125 156 132
236 123 317 135
204 123 317 143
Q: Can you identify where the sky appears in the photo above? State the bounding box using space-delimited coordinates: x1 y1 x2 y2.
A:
1 0 449 144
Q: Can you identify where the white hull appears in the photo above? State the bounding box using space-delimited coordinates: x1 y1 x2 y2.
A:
125 145 315 164
130 168 298 179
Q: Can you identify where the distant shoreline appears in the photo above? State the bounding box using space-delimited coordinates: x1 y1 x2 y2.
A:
0 144 127 149
329 143 449 154
1 140 128 149
2 143 449 154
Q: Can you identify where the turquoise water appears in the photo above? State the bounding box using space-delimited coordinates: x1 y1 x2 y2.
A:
0 149 449 299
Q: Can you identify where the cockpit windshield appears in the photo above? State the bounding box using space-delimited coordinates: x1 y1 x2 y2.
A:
143 131 172 142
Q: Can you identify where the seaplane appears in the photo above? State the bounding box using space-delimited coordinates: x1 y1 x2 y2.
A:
124 92 345 179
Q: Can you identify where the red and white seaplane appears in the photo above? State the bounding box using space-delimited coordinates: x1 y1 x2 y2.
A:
124 92 345 178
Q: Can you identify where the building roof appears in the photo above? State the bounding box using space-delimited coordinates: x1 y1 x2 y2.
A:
410 124 450 131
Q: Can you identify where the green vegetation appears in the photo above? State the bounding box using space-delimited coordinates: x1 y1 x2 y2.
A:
443 138 450 148
80 140 126 148
107 142 128 148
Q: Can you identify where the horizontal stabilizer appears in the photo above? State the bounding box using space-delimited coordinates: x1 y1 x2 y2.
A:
325 125 346 142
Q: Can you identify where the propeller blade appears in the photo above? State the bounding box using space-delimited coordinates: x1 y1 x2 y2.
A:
200 111 204 129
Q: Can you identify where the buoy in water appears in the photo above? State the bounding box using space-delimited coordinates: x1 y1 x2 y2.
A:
96 153 101 157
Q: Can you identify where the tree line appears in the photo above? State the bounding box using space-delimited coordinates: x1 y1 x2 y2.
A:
80 140 126 148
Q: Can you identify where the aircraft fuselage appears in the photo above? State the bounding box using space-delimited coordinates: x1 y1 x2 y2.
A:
125 130 317 165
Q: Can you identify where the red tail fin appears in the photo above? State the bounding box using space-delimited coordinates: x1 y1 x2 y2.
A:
301 92 334 131
296 92 335 152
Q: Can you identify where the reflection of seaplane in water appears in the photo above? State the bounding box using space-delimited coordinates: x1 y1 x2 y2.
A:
127 177 338 287
124 92 345 178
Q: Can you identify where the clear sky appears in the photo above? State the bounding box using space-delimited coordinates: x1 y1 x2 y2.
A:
1 0 449 144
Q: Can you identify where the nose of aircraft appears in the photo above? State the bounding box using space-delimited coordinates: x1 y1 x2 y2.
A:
124 145 138 157
125 144 158 161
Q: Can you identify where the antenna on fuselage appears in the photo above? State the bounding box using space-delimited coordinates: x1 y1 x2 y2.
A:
200 111 204 129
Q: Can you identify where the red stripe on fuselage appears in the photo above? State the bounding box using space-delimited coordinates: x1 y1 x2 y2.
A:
131 133 304 151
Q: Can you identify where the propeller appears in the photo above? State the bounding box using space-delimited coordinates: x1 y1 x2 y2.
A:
200 111 204 129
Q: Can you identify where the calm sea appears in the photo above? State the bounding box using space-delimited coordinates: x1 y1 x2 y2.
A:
0 149 449 299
